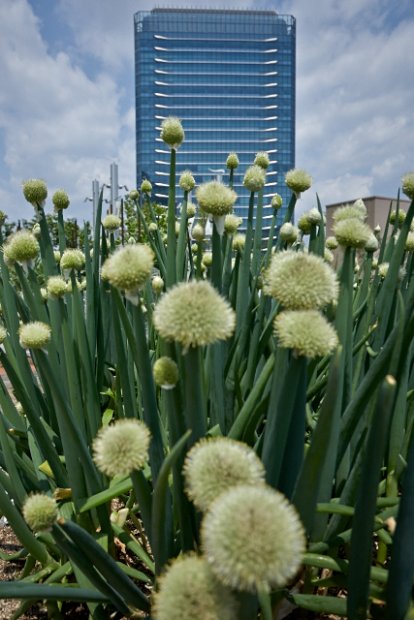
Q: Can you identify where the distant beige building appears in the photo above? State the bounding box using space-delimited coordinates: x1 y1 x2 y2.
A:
325 196 411 237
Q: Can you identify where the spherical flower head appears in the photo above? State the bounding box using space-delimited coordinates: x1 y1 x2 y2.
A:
243 165 266 192
226 153 239 170
160 117 185 149
271 193 283 210
129 189 139 200
232 234 246 252
402 173 414 200
254 151 270 170
47 276 67 298
352 198 367 218
19 321 51 350
324 248 334 264
224 213 243 234
406 231 414 252
365 234 379 253
332 204 366 223
202 485 306 592
60 249 85 272
93 419 150 477
389 209 406 226
53 250 61 263
325 236 339 250
152 275 164 294
285 169 312 195
0 326 7 344
179 170 196 192
192 224 205 242
186 202 196 218
149 222 158 233
183 437 265 512
23 494 58 532
196 181 237 217
22 179 48 206
3 230 39 264
141 179 152 194
101 244 154 294
298 214 312 234
333 218 372 248
52 189 70 211
279 222 299 244
307 208 322 225
378 262 389 279
264 250 338 310
153 280 235 350
275 310 338 358
153 356 179 389
102 214 121 231
202 252 213 267
153 554 237 620
32 224 41 239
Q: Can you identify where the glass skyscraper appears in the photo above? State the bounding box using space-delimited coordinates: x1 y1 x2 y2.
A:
134 8 295 237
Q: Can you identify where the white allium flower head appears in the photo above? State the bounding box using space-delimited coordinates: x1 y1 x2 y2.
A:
264 250 338 310
153 280 235 350
274 310 338 358
93 419 150 477
153 554 237 620
183 437 265 512
202 485 306 592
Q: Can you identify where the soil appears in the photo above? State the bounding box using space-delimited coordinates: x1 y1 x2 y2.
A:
0 524 90 619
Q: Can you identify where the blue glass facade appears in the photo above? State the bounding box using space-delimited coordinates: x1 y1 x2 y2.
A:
134 8 295 237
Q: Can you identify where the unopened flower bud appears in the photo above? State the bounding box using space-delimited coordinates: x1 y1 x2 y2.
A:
192 224 205 242
232 234 245 252
102 214 121 231
243 165 266 192
254 151 270 170
22 179 48 206
279 222 298 244
141 179 152 194
23 494 58 532
152 275 164 294
52 189 70 211
160 117 185 149
226 153 239 170
402 173 414 200
179 170 196 192
153 356 179 389
271 194 283 210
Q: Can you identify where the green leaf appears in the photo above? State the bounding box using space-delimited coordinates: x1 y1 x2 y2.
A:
152 430 191 573
0 582 109 603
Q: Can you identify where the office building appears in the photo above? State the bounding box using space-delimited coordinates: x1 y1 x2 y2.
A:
134 8 296 237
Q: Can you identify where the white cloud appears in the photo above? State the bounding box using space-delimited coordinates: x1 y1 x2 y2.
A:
0 0 413 225
278 0 414 211
0 0 131 222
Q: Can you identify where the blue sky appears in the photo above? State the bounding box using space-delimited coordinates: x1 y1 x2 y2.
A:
0 0 414 223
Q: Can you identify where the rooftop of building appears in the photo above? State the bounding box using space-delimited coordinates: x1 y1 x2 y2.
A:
151 7 278 15
326 195 410 208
